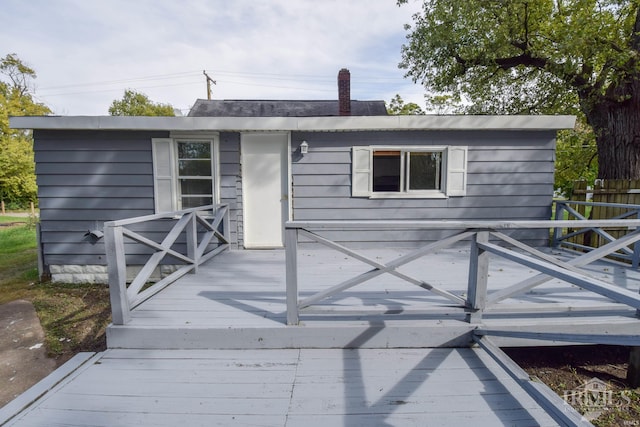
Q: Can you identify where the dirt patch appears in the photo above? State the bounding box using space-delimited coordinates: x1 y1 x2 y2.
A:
506 345 640 426
0 300 56 407
31 283 110 364
0 222 25 228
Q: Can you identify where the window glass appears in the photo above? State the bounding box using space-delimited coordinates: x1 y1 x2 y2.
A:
373 151 401 192
180 179 213 195
177 141 213 209
371 149 444 194
408 152 441 191
181 196 213 209
179 159 211 176
178 142 210 159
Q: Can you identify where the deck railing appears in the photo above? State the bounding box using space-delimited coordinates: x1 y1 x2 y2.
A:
284 219 640 325
552 199 640 267
104 204 230 325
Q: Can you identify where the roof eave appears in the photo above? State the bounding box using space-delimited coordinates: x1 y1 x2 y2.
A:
10 115 576 132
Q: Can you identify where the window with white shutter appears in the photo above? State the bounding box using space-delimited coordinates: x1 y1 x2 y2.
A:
152 137 217 212
351 145 467 198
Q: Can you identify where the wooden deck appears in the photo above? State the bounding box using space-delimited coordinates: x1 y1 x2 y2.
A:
3 348 562 426
5 247 639 426
107 248 640 349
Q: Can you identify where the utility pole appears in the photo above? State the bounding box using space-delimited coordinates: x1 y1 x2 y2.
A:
203 70 216 100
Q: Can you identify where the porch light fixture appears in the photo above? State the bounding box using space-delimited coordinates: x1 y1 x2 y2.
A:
300 140 309 155
84 229 104 244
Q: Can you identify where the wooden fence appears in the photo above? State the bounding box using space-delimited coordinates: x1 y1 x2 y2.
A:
569 180 640 248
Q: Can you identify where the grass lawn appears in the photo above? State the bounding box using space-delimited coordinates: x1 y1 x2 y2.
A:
0 220 110 363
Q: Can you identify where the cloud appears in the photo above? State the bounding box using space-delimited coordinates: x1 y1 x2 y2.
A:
2 0 425 115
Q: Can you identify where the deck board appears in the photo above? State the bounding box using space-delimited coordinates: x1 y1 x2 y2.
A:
5 348 559 427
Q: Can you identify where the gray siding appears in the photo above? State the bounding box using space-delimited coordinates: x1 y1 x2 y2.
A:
290 130 556 247
34 130 242 268
33 127 557 269
35 130 162 266
219 132 241 249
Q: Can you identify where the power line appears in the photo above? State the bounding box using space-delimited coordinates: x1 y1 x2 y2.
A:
32 68 423 101
38 80 202 97
217 79 336 93
38 71 202 91
37 69 413 93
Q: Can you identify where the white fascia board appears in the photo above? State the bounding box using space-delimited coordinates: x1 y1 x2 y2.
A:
10 114 576 131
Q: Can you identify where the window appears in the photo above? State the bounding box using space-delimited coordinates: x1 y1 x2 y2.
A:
372 150 443 193
152 137 218 212
177 141 213 209
352 146 467 198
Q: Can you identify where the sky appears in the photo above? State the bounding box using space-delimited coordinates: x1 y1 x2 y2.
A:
2 0 426 116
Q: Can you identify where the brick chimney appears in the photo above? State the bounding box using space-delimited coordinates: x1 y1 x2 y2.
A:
338 68 351 116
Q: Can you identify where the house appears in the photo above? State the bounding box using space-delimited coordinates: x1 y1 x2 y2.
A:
10 69 575 284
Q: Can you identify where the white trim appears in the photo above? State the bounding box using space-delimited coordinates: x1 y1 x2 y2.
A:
151 138 177 213
369 193 448 199
446 146 468 196
287 133 293 222
351 146 372 197
10 115 576 131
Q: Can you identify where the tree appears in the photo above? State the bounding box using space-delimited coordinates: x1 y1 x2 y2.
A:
555 118 598 197
424 94 460 115
109 89 175 116
386 94 426 115
398 0 640 180
0 53 51 208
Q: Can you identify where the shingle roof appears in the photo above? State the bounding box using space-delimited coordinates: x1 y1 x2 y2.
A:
188 99 388 117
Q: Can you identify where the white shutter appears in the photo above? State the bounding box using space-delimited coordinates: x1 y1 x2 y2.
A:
446 146 467 197
152 138 176 212
352 146 371 197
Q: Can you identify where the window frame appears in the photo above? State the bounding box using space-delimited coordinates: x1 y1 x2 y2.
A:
152 134 220 213
175 139 215 210
352 145 467 199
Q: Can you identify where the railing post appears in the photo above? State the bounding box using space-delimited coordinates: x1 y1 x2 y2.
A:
467 230 489 323
551 201 565 247
629 211 640 388
285 226 299 325
633 210 640 269
104 222 131 325
628 347 640 388
222 205 230 243
186 212 198 273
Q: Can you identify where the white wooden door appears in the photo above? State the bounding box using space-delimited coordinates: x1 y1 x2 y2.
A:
241 133 289 248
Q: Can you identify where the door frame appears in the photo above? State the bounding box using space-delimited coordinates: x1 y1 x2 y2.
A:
240 132 291 248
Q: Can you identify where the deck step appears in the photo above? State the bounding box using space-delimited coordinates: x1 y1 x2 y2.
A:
107 315 640 349
106 321 476 349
